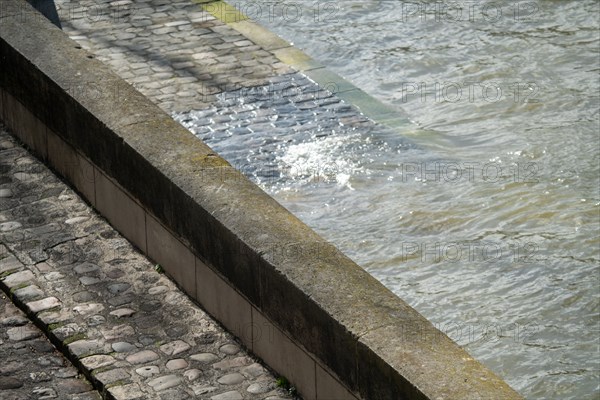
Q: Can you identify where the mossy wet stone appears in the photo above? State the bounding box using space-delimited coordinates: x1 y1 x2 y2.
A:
2 270 34 288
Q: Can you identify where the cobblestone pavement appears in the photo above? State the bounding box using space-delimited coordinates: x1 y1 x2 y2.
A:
0 293 101 400
0 127 295 399
55 0 292 113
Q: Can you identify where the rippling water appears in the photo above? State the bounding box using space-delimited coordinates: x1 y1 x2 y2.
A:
181 1 599 398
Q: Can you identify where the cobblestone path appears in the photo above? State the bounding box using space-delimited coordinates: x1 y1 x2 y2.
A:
0 127 294 399
0 293 101 400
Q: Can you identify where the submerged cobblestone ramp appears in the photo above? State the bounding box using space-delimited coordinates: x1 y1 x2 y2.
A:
0 127 294 399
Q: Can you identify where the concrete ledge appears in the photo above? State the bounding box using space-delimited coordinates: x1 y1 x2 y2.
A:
0 1 523 399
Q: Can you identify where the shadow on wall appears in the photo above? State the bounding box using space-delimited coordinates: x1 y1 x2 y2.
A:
27 0 62 28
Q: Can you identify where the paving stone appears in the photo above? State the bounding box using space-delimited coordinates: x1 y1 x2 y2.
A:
107 282 130 294
108 383 144 400
71 391 102 400
126 350 160 365
68 340 104 357
147 374 182 391
0 255 23 275
217 372 245 385
211 391 243 400
86 315 106 327
73 303 104 316
0 376 23 389
55 367 78 378
2 270 35 288
7 324 42 341
1 314 29 326
101 324 135 340
81 354 116 370
33 387 56 396
95 368 130 384
190 352 219 363
108 292 135 306
165 358 188 370
219 343 240 355
112 341 137 353
25 362 53 380
184 369 202 381
65 216 90 225
213 356 252 370
79 276 100 286
159 340 190 356
0 221 22 231
135 365 160 377
53 323 86 341
73 262 99 274
192 384 218 395
27 297 60 313
148 285 169 295
241 363 266 377
247 381 273 394
13 285 44 301
73 291 97 302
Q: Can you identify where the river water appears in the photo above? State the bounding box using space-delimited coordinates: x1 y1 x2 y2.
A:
181 1 600 398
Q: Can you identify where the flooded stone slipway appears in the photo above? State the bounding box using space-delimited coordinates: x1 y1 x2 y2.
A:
178 1 600 399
